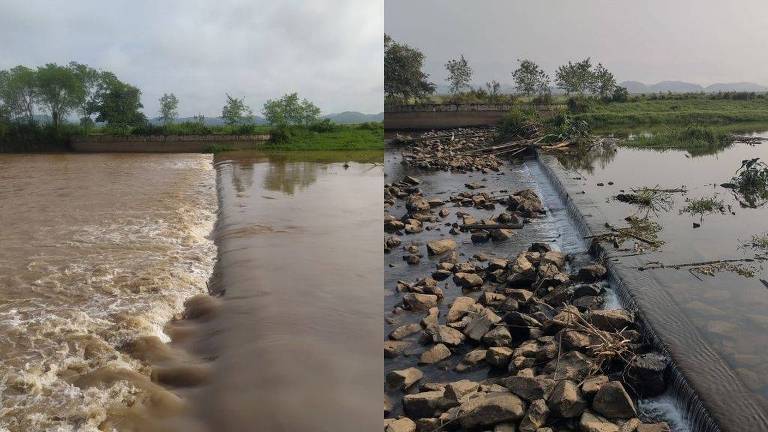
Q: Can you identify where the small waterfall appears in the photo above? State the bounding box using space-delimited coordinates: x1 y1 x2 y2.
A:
533 151 721 432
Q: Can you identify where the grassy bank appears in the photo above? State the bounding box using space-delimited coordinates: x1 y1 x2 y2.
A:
572 97 768 128
620 126 736 156
262 122 384 151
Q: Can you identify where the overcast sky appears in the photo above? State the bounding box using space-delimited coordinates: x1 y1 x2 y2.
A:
0 0 383 117
386 0 768 88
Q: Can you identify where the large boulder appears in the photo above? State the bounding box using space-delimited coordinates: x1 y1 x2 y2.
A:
426 238 457 256
579 410 619 432
457 392 527 429
419 343 451 365
547 380 586 418
386 367 423 390
518 399 549 432
446 296 475 322
592 381 636 419
625 353 668 397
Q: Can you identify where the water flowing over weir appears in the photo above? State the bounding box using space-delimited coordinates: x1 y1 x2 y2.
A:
535 151 768 432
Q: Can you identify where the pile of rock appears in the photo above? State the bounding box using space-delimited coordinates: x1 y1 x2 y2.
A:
385 241 671 432
400 128 504 172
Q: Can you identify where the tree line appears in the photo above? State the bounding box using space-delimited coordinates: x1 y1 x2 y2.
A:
384 34 627 104
0 62 325 131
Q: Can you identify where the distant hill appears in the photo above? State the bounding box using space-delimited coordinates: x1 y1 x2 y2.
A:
619 80 768 94
322 111 383 124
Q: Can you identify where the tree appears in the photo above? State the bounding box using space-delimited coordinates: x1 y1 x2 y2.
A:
221 93 252 125
68 62 100 126
159 93 179 124
445 55 472 95
262 92 321 126
384 34 435 103
88 72 146 127
485 80 501 103
512 59 550 97
589 63 616 98
555 58 594 95
35 63 85 128
0 66 38 123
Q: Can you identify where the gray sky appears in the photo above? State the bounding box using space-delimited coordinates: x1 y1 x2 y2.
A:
0 0 383 117
385 0 768 88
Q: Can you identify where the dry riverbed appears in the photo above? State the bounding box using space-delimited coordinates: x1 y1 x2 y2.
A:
384 131 673 432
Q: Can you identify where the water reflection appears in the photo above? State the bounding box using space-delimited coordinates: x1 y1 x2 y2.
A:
555 139 617 174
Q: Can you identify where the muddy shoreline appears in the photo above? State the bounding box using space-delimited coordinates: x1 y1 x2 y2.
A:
384 132 681 432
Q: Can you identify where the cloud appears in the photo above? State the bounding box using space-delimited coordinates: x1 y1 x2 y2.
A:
0 0 383 117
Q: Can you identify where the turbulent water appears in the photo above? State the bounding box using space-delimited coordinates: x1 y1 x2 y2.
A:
0 154 217 431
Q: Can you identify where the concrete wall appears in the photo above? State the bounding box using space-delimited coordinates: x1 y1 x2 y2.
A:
71 134 271 153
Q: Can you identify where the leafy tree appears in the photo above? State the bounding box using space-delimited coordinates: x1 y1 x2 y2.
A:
485 80 501 103
555 58 594 95
262 92 321 126
88 72 146 127
68 62 100 126
384 34 435 103
589 63 616 98
0 66 38 123
611 85 629 102
35 63 85 128
512 59 550 97
159 93 179 124
445 55 472 95
221 93 252 125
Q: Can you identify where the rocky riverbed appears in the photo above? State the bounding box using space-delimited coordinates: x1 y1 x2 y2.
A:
384 133 674 432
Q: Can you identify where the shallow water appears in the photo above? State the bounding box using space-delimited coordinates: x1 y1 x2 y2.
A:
550 138 768 429
0 154 217 431
187 150 383 432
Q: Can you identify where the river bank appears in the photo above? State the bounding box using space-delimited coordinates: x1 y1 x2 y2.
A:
384 131 691 432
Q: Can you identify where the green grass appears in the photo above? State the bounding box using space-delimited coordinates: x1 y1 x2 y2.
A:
573 98 768 127
263 123 384 151
621 125 735 156
680 195 726 216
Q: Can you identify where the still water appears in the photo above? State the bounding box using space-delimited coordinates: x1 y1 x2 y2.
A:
188 151 383 432
551 137 768 430
0 154 217 431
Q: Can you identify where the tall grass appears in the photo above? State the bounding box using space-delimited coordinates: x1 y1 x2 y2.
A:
621 126 735 155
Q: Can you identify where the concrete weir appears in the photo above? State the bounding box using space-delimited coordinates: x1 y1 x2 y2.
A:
535 151 768 432
71 134 270 152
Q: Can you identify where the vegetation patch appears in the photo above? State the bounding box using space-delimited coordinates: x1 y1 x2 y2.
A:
680 195 726 217
722 158 768 207
621 125 734 155
263 123 384 151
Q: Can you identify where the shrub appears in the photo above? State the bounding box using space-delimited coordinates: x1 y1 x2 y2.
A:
308 118 338 132
497 107 540 139
567 96 593 113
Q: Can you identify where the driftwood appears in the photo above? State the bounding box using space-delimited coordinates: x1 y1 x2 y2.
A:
636 257 760 271
461 223 524 230
603 223 662 247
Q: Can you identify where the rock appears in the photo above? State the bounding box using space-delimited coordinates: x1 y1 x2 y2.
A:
507 255 537 285
406 196 431 213
544 351 594 381
541 251 566 269
486 346 514 368
405 254 420 265
592 381 636 419
384 340 410 358
502 376 555 401
427 198 444 208
385 236 402 251
444 379 480 402
619 418 641 432
415 418 440 432
439 208 450 218
455 349 487 372
419 343 451 365
402 175 421 185
403 293 439 310
385 417 416 432
580 411 619 432
636 423 671 432
431 269 452 280
447 296 476 322
560 329 600 351
421 307 439 328
590 309 634 332
453 272 484 289
463 308 502 341
505 289 534 303
428 325 465 346
581 375 609 398
480 292 507 307
490 228 514 241
547 380 586 418
386 367 423 390
509 189 544 216
390 323 422 340
519 399 549 432
471 231 491 243
577 264 608 282
385 219 405 233
457 392 527 429
426 239 457 256
625 353 668 397
529 242 552 253
403 390 450 419
493 424 516 432
482 325 513 347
